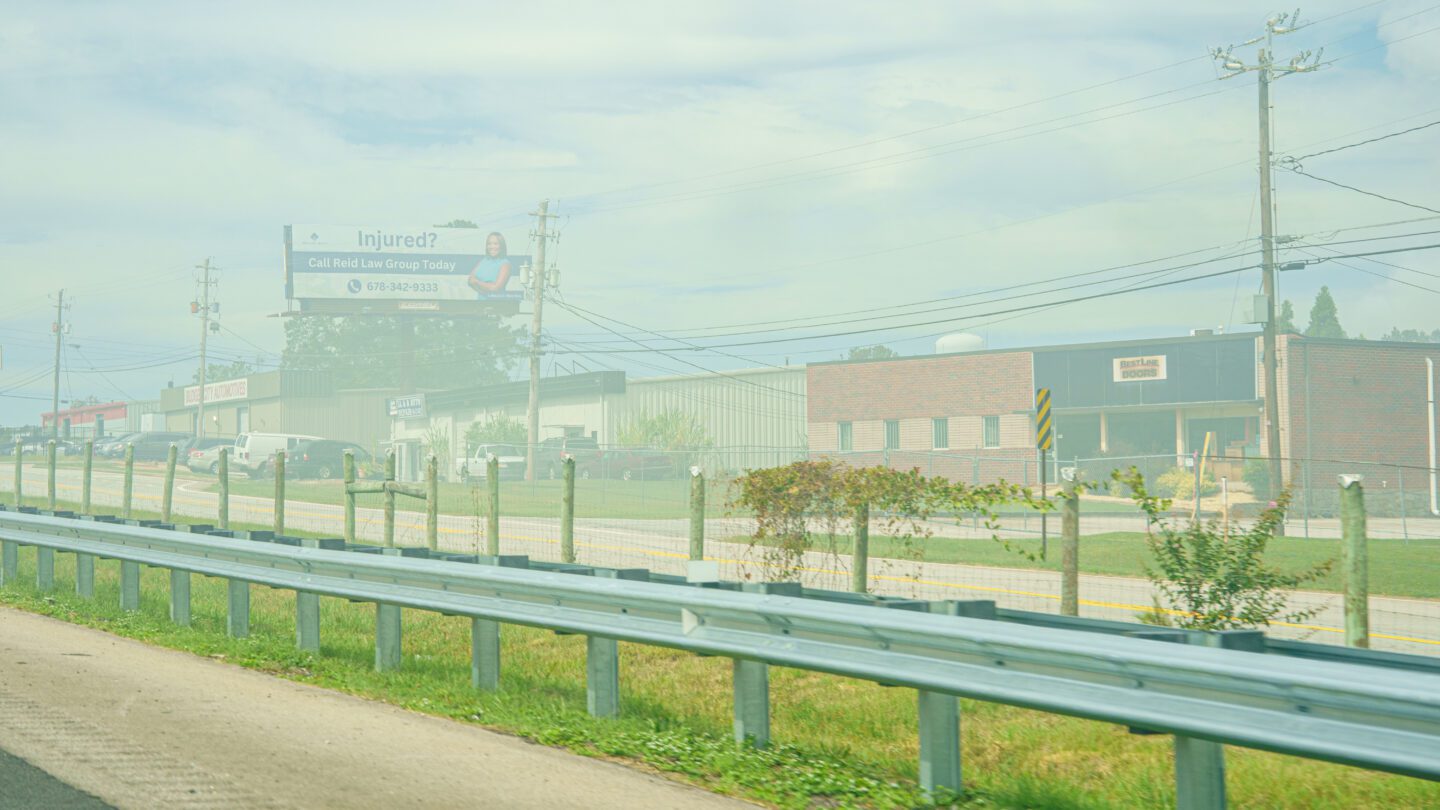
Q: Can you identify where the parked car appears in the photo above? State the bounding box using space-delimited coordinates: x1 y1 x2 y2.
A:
287 439 374 480
96 432 141 458
455 443 527 481
124 432 193 462
595 446 681 481
181 437 234 474
234 432 322 478
540 436 603 480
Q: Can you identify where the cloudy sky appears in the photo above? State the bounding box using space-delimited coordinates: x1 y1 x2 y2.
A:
2 1 1438 424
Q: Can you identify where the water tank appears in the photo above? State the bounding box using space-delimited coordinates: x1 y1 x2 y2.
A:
935 333 985 354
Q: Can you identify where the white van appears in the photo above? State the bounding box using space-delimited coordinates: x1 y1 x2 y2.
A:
234 432 322 478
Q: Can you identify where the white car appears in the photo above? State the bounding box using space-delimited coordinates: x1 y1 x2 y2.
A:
234 432 322 478
455 443 527 481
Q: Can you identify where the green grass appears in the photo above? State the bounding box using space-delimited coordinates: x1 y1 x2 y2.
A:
2 519 1436 809
732 531 1440 600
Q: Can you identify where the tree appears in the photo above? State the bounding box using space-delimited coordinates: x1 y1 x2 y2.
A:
464 413 526 450
847 344 898 361
281 315 521 391
1276 299 1297 333
1382 327 1440 343
1304 286 1346 339
192 359 255 385
616 409 712 451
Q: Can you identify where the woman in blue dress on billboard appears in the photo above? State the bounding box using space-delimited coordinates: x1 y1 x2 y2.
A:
468 232 512 296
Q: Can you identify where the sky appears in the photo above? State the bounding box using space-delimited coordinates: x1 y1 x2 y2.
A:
2 0 1439 425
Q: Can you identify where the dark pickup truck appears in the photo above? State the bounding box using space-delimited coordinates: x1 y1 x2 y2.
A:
541 437 679 481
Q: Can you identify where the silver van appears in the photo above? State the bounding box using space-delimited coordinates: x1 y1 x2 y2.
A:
234 432 322 478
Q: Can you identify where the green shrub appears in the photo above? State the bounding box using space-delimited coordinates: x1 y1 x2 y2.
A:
1243 459 1271 501
1155 465 1217 499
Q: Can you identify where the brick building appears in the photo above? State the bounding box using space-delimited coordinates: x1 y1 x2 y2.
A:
807 332 1440 497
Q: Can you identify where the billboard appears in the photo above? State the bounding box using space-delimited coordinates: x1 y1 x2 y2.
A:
285 225 528 315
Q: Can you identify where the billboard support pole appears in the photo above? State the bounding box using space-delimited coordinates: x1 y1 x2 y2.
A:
524 201 554 482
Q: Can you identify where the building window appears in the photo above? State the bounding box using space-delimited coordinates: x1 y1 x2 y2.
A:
838 421 852 453
982 415 1000 448
932 417 949 450
884 420 900 450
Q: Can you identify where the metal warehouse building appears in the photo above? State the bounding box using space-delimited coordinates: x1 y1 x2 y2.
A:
387 366 807 480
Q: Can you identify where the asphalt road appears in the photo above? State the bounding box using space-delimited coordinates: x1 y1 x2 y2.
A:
7 465 1440 655
0 607 748 810
0 745 112 809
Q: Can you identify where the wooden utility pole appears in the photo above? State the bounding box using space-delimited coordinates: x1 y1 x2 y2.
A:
1213 12 1320 499
50 290 65 441
524 200 554 482
195 258 214 436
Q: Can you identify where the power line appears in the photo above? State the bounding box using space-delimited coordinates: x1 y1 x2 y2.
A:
1287 119 1440 163
1284 167 1440 215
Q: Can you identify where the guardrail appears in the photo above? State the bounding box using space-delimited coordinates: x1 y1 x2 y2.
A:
2 507 1439 808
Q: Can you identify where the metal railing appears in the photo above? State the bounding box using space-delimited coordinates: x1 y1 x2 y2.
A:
2 508 1439 808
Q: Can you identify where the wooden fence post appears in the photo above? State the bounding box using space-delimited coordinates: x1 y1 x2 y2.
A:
343 450 356 545
426 454 439 551
273 450 286 536
689 467 705 562
1339 474 1370 648
561 456 576 563
122 444 134 519
383 449 396 548
81 440 93 514
486 454 500 556
218 447 230 530
852 501 869 594
161 444 177 522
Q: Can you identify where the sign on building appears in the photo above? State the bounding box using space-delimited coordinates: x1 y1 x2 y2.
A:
183 377 249 406
1112 355 1167 382
285 225 528 315
388 394 427 419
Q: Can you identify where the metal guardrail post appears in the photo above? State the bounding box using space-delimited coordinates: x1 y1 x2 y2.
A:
560 457 576 564
1061 472 1080 617
273 450 286 537
486 455 500 556
46 440 56 511
122 445 134 519
733 582 783 748
296 538 322 652
472 617 501 690
36 545 55 592
917 601 969 798
120 560 140 611
383 450 396 548
162 444 177 523
227 579 250 638
425 454 439 551
342 451 356 545
733 658 768 747
376 602 402 672
852 501 869 594
81 440 93 514
0 538 15 586
586 569 623 717
75 549 94 598
1340 475 1370 648
689 467 705 562
11 441 21 508
586 635 620 717
1172 631 1259 810
217 448 230 530
170 569 191 626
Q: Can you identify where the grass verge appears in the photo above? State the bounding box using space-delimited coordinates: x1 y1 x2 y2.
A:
2 499 1438 808
727 531 1440 601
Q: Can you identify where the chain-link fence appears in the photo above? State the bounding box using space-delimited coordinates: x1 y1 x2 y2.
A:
2 445 1436 656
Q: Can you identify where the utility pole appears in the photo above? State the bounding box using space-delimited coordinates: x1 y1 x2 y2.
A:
524 200 556 482
194 258 215 437
50 290 67 441
1213 11 1322 498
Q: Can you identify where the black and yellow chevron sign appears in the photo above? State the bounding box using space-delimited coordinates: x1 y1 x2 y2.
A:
1035 388 1053 451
